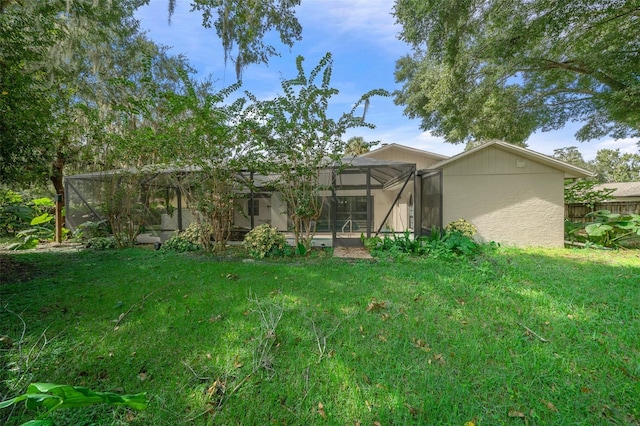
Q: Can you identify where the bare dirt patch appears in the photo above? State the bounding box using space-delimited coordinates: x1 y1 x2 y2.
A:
333 246 373 260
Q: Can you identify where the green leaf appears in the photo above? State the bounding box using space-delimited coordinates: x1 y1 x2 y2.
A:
26 383 148 411
585 223 613 237
30 213 53 226
0 394 28 409
21 420 54 426
31 198 54 207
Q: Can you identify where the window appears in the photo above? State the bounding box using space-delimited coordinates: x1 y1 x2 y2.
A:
248 198 259 216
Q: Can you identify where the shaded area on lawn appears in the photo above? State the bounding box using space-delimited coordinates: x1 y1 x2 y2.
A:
0 255 41 285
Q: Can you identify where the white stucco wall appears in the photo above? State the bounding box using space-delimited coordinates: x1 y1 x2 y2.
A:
441 147 565 247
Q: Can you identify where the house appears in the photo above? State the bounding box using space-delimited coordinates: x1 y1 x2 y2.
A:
593 182 640 203
64 141 593 248
359 141 592 247
425 141 593 246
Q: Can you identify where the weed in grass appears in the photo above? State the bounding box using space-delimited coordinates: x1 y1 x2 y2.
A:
247 291 284 375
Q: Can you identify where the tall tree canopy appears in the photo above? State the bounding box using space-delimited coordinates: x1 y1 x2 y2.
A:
0 0 190 187
552 146 640 182
592 149 640 182
168 0 302 78
0 1 58 186
393 0 640 145
552 146 593 171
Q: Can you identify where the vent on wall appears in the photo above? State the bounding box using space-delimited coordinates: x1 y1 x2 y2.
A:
516 159 526 168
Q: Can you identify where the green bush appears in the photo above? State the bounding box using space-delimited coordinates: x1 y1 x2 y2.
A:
85 236 118 250
583 210 640 248
363 227 487 259
1 191 57 247
161 234 201 253
444 218 477 238
182 221 211 246
243 224 287 258
72 220 110 242
0 189 30 236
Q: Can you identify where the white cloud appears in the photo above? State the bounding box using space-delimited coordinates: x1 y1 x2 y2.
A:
297 0 406 54
595 137 639 153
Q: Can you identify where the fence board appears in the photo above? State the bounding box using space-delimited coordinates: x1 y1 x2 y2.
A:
565 201 640 223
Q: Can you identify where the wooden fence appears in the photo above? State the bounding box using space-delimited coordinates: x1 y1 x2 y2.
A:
565 201 640 223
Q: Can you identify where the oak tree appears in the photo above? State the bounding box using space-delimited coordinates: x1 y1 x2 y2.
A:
393 0 640 145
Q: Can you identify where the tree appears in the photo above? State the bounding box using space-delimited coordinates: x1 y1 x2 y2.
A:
250 53 388 249
0 2 58 186
159 77 252 252
591 149 640 183
168 0 302 79
552 147 593 171
345 136 373 156
1 0 192 242
393 0 640 145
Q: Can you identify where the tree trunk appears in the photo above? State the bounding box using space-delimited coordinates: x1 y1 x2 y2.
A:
50 151 65 244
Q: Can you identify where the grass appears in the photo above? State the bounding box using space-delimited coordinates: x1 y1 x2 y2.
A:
1 246 639 425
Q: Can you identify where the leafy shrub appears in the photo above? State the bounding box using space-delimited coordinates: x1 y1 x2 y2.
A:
7 229 40 250
6 201 58 250
0 189 31 236
438 230 479 256
243 224 287 258
444 218 477 238
565 180 614 207
161 234 201 253
363 227 485 259
72 220 110 242
85 236 117 250
582 210 640 248
182 221 212 246
2 191 58 249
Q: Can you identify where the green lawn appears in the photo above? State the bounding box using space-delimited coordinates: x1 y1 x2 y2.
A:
1 247 639 425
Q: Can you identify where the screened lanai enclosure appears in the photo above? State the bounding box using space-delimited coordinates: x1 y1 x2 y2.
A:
64 157 441 247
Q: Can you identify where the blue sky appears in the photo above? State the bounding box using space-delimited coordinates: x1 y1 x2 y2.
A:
135 0 637 161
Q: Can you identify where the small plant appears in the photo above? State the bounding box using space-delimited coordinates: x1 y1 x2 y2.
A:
1 191 54 238
0 382 147 426
7 210 56 250
161 234 201 253
583 210 640 247
0 189 28 236
182 221 211 246
444 218 477 238
440 230 479 255
3 195 58 250
243 224 287 258
84 236 118 250
72 220 110 242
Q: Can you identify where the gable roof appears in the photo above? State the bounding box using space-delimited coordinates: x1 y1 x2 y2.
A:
362 143 449 161
429 140 594 179
593 182 640 198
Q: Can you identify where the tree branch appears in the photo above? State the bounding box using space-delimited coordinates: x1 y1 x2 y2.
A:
530 59 626 91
